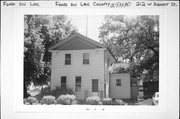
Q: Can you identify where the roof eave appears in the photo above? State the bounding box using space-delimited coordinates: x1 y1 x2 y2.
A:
48 32 106 51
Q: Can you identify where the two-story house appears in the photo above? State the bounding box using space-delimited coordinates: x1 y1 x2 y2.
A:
48 33 115 99
49 33 138 100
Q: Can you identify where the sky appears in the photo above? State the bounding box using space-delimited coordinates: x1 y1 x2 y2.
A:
67 15 105 42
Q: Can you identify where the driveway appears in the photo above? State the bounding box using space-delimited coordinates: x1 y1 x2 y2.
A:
138 98 154 105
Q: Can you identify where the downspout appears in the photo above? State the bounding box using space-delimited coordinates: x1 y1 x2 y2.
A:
103 50 106 98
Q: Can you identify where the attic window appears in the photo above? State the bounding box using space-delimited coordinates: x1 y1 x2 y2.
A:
65 54 71 65
83 53 89 64
116 79 121 86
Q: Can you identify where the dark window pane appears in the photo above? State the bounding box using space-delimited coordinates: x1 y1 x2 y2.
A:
61 76 66 83
65 54 71 59
92 79 98 92
65 60 71 65
75 76 81 92
76 77 81 83
65 54 71 65
83 53 89 64
83 59 89 64
116 79 121 86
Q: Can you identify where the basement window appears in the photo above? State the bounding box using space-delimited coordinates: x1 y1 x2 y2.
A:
116 79 121 86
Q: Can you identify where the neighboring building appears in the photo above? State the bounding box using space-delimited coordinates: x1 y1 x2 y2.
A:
49 33 138 100
109 73 131 99
109 63 138 100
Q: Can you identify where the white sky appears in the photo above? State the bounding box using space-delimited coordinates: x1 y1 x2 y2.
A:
67 15 105 42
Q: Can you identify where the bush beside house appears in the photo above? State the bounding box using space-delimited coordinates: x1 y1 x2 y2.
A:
40 86 74 99
56 94 76 105
24 87 126 105
102 98 112 105
86 96 101 105
40 95 56 105
24 97 38 105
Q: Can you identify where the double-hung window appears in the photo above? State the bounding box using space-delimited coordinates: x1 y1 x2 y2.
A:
61 76 66 88
116 79 121 86
75 76 81 92
65 54 71 65
83 53 89 64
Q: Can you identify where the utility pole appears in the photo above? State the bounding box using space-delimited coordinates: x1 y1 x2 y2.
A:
86 15 88 37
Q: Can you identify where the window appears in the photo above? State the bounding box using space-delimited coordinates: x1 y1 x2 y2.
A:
116 79 121 86
83 53 89 64
61 76 66 88
131 82 137 87
75 76 81 92
92 79 98 92
65 54 71 65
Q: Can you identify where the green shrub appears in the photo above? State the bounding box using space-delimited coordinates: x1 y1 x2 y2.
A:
86 96 100 105
56 94 76 105
24 97 38 105
102 98 112 105
40 95 56 105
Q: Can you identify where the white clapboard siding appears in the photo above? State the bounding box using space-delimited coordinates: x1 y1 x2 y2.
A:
50 49 105 99
109 73 131 99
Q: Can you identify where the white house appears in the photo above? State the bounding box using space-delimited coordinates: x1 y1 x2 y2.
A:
49 33 136 100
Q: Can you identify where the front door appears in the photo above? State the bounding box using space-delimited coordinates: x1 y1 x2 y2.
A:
92 79 98 93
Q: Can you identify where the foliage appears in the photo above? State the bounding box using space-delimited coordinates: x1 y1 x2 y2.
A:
41 85 51 94
49 86 74 99
111 99 126 105
24 15 76 98
56 94 76 105
40 95 56 105
86 96 101 105
24 97 38 105
99 15 159 81
101 98 126 105
37 86 74 100
102 98 112 105
113 67 130 73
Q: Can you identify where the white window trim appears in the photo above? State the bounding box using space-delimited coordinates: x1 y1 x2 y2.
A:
61 76 67 88
64 52 73 66
83 53 90 65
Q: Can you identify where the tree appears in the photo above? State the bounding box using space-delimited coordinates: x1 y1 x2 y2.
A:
24 15 76 98
99 15 159 81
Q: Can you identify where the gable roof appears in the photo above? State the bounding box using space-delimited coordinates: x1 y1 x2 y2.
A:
48 32 116 61
48 32 106 51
